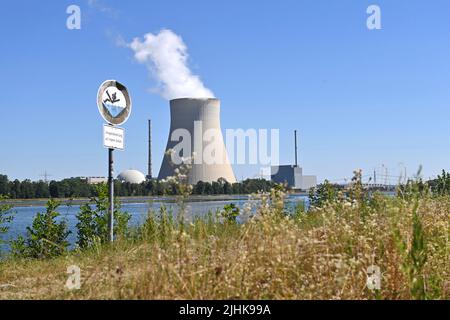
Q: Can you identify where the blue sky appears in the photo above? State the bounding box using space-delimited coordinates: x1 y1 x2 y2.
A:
1 0 450 183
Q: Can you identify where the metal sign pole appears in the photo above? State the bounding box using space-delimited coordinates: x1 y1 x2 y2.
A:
108 148 114 242
97 79 132 244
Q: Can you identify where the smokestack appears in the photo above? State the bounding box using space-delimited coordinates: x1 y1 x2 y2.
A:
147 119 152 180
158 98 236 184
294 130 298 167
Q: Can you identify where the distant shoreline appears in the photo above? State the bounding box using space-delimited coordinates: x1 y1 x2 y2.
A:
2 193 309 207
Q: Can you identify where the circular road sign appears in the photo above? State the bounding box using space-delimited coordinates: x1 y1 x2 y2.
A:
97 80 132 126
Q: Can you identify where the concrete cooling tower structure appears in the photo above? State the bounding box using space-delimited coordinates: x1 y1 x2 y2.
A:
158 98 236 184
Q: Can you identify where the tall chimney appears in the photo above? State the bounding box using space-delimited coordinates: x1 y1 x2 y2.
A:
148 119 152 180
294 130 298 167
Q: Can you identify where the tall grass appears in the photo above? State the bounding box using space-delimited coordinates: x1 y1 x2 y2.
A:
0 178 448 300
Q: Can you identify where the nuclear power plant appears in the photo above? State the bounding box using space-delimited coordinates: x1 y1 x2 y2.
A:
158 98 237 184
120 99 316 190
118 169 146 184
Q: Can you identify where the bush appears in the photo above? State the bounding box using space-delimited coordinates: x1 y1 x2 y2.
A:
0 196 14 252
11 199 70 259
308 180 340 208
429 169 450 196
76 184 131 249
137 206 175 246
220 204 240 223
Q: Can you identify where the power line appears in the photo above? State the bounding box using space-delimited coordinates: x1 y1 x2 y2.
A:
39 171 52 184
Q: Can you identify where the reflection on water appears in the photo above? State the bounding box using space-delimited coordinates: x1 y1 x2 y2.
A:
104 103 125 117
0 195 307 252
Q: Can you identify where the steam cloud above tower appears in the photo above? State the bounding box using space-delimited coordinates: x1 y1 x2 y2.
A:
128 29 215 100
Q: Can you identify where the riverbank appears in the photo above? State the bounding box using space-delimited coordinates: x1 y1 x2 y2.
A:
0 191 448 299
1 193 310 207
0 194 307 254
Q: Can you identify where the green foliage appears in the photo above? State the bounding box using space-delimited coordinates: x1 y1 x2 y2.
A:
393 199 428 300
49 177 94 198
1 175 95 199
308 180 340 208
397 166 430 201
393 167 430 299
76 184 131 249
409 204 427 299
398 179 429 200
11 199 70 259
308 171 375 212
0 173 278 199
0 195 14 247
220 203 240 223
0 175 9 196
1 179 448 299
136 206 175 247
292 200 306 220
429 169 450 196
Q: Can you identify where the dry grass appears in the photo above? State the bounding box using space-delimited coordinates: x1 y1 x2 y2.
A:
0 191 448 300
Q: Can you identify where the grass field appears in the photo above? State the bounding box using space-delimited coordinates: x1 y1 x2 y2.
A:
0 183 448 300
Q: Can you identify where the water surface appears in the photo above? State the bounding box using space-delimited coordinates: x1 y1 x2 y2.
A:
0 195 307 252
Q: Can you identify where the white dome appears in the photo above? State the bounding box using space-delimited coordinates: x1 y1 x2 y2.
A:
117 169 146 184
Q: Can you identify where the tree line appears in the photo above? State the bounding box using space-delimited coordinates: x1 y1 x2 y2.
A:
0 174 277 199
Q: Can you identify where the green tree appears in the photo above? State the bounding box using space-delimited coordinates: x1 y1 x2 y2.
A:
308 180 339 208
35 181 50 199
193 181 205 195
211 181 222 194
204 182 212 195
0 175 9 196
49 181 59 198
223 181 232 195
20 179 35 199
232 183 241 194
10 180 21 199
145 180 157 196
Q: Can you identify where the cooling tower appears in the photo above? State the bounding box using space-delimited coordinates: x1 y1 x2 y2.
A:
158 98 236 184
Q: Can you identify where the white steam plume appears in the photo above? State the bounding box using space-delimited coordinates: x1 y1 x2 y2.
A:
128 29 215 100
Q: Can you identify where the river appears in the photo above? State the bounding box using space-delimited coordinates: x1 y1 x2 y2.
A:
0 194 307 252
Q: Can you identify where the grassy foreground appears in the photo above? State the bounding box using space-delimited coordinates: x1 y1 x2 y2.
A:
0 187 448 300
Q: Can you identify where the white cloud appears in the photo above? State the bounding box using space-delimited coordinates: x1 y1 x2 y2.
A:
127 29 215 100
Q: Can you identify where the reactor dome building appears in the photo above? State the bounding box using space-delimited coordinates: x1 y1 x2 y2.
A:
117 169 146 184
158 98 236 184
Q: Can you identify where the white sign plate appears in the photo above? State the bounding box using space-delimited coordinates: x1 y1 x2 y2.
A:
103 125 125 150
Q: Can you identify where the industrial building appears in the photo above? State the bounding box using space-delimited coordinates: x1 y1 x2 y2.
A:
158 98 236 184
271 130 317 191
271 165 317 191
85 177 108 185
148 99 315 189
117 169 146 184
